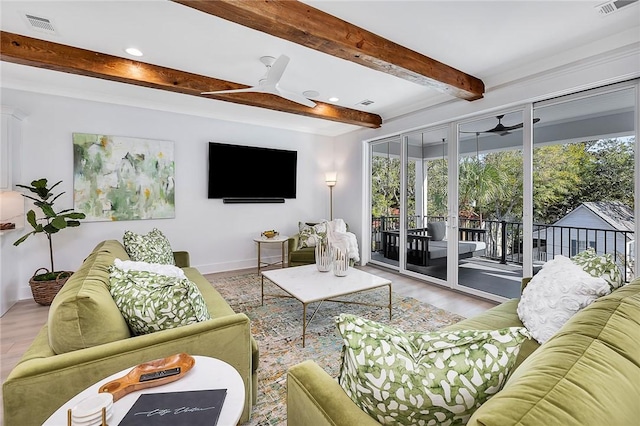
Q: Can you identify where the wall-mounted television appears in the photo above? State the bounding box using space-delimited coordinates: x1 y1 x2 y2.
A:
208 142 297 202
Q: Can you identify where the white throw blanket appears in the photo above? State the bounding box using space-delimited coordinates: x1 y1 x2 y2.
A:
324 219 360 263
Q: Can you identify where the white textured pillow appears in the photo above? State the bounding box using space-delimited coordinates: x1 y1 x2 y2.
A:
113 258 185 279
517 255 610 344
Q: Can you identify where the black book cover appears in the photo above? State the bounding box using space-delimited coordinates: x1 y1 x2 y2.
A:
118 389 227 426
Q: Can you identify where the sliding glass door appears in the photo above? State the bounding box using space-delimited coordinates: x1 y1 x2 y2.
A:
455 113 525 298
532 84 637 282
370 137 402 268
367 80 638 298
403 127 449 283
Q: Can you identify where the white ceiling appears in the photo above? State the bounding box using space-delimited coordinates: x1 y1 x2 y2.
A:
1 0 639 136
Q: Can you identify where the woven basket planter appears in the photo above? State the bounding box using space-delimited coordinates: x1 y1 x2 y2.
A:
29 268 73 306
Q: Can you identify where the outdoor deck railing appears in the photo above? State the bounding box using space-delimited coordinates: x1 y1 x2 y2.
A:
371 215 635 281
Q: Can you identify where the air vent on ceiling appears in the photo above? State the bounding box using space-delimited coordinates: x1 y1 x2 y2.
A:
357 99 375 106
595 0 638 16
24 13 57 34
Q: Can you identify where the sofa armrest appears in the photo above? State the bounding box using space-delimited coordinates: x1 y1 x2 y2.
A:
173 251 190 267
4 313 253 426
287 360 380 426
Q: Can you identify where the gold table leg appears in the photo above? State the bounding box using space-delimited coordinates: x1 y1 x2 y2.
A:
302 303 307 347
257 242 262 273
388 284 392 320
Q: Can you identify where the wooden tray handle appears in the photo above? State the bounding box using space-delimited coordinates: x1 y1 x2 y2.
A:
98 353 195 402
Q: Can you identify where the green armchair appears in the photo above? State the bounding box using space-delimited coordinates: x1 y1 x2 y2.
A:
287 233 316 267
288 221 355 267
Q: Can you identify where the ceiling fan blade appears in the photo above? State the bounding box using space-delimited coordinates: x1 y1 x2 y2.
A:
265 55 290 85
203 54 313 107
275 87 317 108
201 87 257 95
460 117 540 135
501 123 524 132
501 117 542 132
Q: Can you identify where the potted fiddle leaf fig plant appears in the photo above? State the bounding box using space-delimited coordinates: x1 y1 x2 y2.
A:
13 178 86 305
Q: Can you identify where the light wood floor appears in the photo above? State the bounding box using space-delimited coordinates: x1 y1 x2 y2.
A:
0 264 497 423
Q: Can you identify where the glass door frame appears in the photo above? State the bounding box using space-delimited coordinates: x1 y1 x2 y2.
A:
452 108 532 300
365 79 639 297
399 125 453 287
366 136 403 270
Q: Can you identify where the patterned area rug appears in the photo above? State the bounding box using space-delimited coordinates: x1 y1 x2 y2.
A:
207 271 465 426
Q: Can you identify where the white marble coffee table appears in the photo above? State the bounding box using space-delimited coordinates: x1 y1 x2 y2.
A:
42 356 245 426
261 264 392 347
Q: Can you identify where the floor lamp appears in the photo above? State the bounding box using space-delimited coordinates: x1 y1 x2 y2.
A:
325 172 337 220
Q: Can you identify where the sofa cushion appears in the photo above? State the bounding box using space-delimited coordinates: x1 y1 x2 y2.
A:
48 240 132 354
443 299 539 371
427 221 446 241
111 258 185 277
468 278 640 426
298 222 327 249
109 259 211 335
123 228 175 265
571 247 623 290
289 246 316 265
335 314 530 426
517 255 610 344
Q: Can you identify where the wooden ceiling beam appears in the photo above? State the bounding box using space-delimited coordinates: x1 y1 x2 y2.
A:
0 31 382 129
172 0 485 101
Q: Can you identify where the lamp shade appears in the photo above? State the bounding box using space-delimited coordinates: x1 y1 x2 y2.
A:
325 172 337 187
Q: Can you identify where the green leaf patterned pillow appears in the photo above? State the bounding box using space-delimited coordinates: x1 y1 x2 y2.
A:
298 221 327 249
123 228 175 265
572 248 623 290
335 314 531 426
109 259 210 335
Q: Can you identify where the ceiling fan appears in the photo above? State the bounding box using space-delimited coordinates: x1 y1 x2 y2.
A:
462 115 541 136
201 55 317 108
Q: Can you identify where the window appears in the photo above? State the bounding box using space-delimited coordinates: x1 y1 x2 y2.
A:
571 240 596 256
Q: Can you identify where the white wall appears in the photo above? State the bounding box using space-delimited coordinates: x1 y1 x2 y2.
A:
330 131 366 258
1 88 335 302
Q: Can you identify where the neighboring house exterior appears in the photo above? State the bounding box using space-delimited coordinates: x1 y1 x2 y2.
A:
533 201 635 277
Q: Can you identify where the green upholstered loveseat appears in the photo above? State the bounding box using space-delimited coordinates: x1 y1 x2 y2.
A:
3 240 259 426
287 277 640 425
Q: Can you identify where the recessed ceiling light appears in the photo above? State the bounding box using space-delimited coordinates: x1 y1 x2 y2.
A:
328 97 339 102
303 90 320 98
125 47 143 57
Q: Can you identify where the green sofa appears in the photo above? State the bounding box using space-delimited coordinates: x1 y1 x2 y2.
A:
287 277 640 425
3 240 259 426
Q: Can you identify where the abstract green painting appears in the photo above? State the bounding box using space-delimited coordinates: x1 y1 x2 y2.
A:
73 133 175 221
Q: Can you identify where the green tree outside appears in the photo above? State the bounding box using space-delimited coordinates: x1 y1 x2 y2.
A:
372 137 635 225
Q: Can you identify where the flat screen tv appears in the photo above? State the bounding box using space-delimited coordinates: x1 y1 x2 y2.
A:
208 142 297 200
